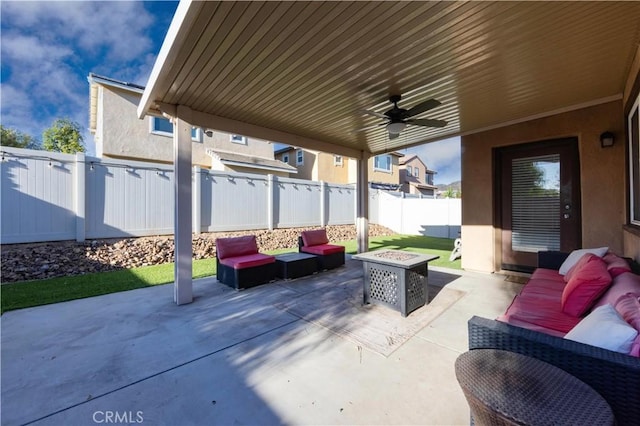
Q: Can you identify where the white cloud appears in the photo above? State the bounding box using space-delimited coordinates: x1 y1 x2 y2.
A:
0 1 160 154
402 137 461 185
2 2 153 61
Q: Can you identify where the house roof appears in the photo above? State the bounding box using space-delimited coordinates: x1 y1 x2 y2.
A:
411 182 437 190
206 149 297 173
274 145 296 155
88 73 148 135
137 1 640 157
400 155 436 174
88 73 146 92
399 155 418 165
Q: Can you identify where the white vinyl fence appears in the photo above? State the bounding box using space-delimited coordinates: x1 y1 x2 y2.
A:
369 189 461 239
1 147 460 244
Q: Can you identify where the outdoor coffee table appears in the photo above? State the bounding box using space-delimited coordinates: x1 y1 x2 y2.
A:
352 249 439 317
274 252 318 279
455 349 615 425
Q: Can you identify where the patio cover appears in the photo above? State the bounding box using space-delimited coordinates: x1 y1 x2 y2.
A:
137 1 640 304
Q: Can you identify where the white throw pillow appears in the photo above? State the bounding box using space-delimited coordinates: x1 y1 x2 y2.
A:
564 304 638 354
558 247 609 275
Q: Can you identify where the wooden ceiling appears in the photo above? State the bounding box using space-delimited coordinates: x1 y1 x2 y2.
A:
139 1 640 155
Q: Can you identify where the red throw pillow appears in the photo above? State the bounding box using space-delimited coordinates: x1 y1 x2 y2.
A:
561 254 612 317
615 293 640 357
603 253 632 278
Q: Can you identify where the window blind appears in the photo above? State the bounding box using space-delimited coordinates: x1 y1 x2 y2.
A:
511 155 560 252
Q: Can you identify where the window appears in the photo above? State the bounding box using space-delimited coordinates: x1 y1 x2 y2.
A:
629 93 640 225
374 155 391 172
191 127 201 142
414 166 419 177
282 154 289 164
230 134 247 144
426 173 434 186
150 117 199 140
150 117 173 137
296 149 304 165
334 155 343 166
406 166 412 176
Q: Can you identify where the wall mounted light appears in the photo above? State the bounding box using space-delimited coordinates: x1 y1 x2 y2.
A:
600 131 615 148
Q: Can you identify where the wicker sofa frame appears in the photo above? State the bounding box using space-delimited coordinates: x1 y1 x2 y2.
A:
467 249 640 425
468 315 640 425
216 259 276 290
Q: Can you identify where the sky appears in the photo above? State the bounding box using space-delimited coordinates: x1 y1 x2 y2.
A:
1 1 460 185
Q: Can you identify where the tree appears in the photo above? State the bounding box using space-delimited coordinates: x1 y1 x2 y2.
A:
43 118 85 153
0 125 40 149
443 187 461 198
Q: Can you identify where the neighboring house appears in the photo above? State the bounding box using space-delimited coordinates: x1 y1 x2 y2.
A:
399 155 437 197
274 146 402 189
88 73 295 177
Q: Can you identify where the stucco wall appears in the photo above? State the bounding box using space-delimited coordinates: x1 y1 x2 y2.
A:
461 100 625 273
622 49 640 261
316 152 349 183
400 157 428 194
100 86 275 168
369 154 400 184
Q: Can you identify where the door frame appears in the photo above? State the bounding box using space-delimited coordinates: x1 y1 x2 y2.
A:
494 137 582 272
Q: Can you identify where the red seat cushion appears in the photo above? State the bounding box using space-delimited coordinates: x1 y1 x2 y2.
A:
519 269 566 301
301 229 329 247
499 294 581 335
219 253 275 269
216 235 258 259
302 244 344 255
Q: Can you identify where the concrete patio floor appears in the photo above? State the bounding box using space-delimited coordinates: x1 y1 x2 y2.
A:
1 257 523 426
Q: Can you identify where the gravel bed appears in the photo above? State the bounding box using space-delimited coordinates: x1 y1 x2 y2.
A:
1 225 394 283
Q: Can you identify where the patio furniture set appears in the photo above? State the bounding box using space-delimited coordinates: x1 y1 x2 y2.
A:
215 229 440 318
215 229 345 290
459 249 640 425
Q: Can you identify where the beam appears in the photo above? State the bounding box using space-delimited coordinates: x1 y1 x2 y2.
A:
187 109 362 159
137 0 205 119
173 105 194 305
356 151 370 253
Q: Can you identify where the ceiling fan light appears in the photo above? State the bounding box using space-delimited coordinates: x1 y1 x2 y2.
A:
386 122 406 134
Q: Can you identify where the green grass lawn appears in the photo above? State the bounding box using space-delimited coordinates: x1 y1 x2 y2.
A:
1 235 460 313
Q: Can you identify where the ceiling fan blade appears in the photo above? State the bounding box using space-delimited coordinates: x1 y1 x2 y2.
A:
389 132 399 140
360 109 388 119
407 118 448 128
352 123 384 133
405 99 441 118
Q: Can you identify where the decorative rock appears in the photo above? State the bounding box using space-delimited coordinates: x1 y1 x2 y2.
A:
0 224 394 283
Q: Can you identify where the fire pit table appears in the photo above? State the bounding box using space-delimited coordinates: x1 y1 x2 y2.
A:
352 249 439 317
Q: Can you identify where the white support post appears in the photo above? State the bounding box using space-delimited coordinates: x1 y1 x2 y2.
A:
173 105 193 305
320 180 326 226
75 152 86 242
193 165 201 235
356 152 369 253
267 174 274 231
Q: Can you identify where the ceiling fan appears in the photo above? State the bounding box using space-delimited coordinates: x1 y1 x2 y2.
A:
356 94 447 139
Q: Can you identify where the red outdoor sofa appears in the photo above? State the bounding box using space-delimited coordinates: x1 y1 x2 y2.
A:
298 229 345 270
215 235 276 290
